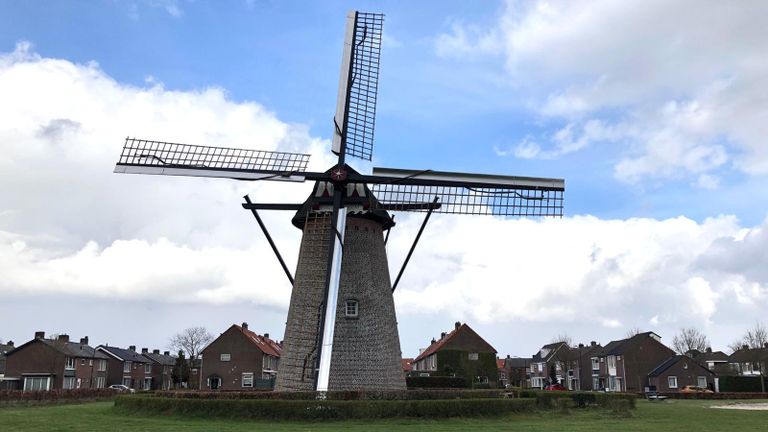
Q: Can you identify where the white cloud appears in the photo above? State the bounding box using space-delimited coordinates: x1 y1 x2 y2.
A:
437 0 768 184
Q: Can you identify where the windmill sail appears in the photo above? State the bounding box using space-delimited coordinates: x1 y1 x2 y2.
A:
366 167 565 217
114 137 310 181
331 11 384 161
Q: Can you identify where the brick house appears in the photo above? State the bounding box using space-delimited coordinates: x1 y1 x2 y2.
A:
4 332 109 391
647 355 716 392
688 347 731 375
503 356 530 388
595 331 674 392
141 348 176 390
528 341 570 389
0 340 13 376
728 344 768 377
401 358 414 375
200 323 282 390
97 345 152 390
574 341 603 391
412 322 498 387
497 358 508 388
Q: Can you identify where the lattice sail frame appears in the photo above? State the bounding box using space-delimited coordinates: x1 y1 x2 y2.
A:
332 12 384 161
114 138 310 180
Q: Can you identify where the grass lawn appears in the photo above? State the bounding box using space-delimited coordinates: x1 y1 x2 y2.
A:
0 399 766 431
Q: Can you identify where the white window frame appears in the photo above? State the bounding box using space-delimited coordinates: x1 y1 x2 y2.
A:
65 357 75 370
345 299 359 318
591 358 599 370
123 361 131 373
23 376 51 392
668 376 678 389
144 363 152 374
468 352 479 361
607 356 617 370
143 377 151 390
427 354 437 371
697 376 707 388
220 353 231 362
98 359 107 371
95 376 105 389
122 377 132 387
242 372 254 388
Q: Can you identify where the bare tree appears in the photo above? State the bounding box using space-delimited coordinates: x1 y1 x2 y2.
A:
551 333 573 347
625 327 642 338
169 327 213 360
671 328 709 355
730 321 767 393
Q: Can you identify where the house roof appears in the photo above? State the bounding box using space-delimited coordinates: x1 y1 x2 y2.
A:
235 325 282 357
143 352 176 366
413 323 496 362
97 346 151 363
599 332 662 356
0 343 13 355
401 358 413 372
729 347 768 362
504 357 530 368
532 341 568 362
648 355 713 377
7 338 109 360
693 350 730 363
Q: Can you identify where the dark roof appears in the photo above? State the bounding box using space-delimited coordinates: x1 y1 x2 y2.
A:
97 346 151 363
532 342 568 362
414 323 496 362
143 352 176 366
648 355 713 377
599 332 661 356
6 338 109 360
693 350 730 363
0 343 14 355
504 357 531 368
729 347 768 362
578 343 604 358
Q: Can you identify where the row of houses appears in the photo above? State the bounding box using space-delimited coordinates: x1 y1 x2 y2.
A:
2 323 766 393
0 323 281 392
407 324 768 393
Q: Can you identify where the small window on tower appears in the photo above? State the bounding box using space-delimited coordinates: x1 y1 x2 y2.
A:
345 300 359 318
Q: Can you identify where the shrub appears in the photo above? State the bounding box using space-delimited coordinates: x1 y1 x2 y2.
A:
115 396 537 420
609 399 632 418
0 389 116 407
406 376 468 388
519 390 636 409
152 389 506 401
718 376 766 392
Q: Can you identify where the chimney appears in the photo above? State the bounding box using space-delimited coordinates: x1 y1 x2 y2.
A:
706 347 712 353
7 341 13 347
578 343 584 348
58 334 69 343
242 322 248 331
455 321 461 330
431 338 436 344
153 349 160 354
80 336 89 345
506 354 510 359
163 351 170 356
129 345 136 352
264 333 269 339
141 348 148 354
440 332 447 339
742 344 749 350
590 341 597 346
35 331 45 339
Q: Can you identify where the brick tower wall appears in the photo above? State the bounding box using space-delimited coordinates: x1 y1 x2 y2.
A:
275 212 406 391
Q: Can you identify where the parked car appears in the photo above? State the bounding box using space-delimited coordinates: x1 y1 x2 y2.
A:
679 385 713 394
108 384 136 393
544 383 567 391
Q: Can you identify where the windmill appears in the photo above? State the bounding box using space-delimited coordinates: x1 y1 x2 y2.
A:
114 11 564 392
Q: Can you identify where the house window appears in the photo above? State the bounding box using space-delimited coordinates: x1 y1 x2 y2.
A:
95 377 105 388
697 376 707 388
427 354 437 371
81 359 86 366
220 353 231 362
468 352 479 361
98 360 107 371
122 378 132 387
145 363 152 374
65 357 75 370
531 377 544 388
63 377 76 389
89 359 93 366
123 361 131 373
607 356 616 370
242 373 254 388
345 300 359 318
591 358 599 370
23 376 50 392
593 377 600 390
143 378 151 390
668 376 678 389
683 362 688 370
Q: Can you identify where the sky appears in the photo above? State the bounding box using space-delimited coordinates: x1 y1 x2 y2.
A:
1 0 767 360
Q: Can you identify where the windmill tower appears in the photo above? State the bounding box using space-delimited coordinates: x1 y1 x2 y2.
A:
114 11 564 392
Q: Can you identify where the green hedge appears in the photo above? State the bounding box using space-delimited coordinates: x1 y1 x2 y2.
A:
0 389 116 407
153 389 506 400
406 376 468 388
115 396 537 420
718 376 766 392
519 390 636 409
